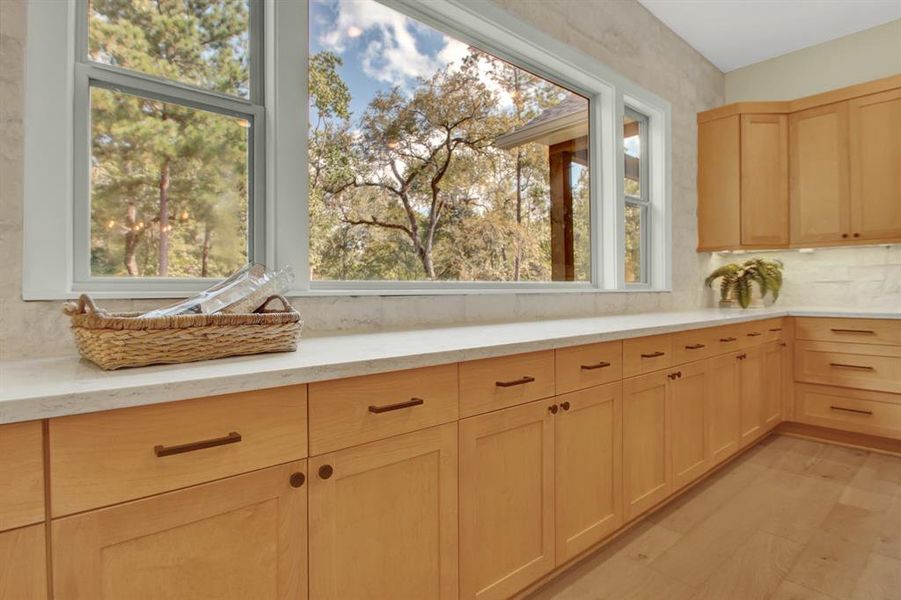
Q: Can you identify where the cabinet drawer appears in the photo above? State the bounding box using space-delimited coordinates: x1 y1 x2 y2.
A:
623 334 672 378
460 351 555 418
0 421 45 532
555 341 622 394
672 328 716 365
738 320 775 348
794 383 901 439
760 318 786 343
309 364 458 455
49 386 307 517
796 317 901 346
794 340 901 393
712 324 743 354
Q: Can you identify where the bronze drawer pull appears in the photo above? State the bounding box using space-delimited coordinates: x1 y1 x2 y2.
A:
829 405 873 416
685 344 706 350
496 375 535 388
154 431 242 458
747 332 762 337
830 328 875 335
769 328 782 332
368 397 424 414
829 363 875 371
581 361 612 370
641 351 665 359
720 337 737 343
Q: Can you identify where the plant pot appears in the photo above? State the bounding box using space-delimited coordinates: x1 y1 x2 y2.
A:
746 285 766 309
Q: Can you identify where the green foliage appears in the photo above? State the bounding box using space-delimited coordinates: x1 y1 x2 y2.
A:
706 258 784 308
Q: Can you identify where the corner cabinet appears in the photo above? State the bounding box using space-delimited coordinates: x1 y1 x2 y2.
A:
698 75 901 251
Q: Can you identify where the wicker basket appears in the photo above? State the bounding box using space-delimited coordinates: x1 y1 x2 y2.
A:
63 294 302 370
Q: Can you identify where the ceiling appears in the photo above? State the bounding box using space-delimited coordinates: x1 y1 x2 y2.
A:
637 0 901 72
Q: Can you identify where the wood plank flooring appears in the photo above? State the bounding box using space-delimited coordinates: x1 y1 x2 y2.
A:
528 435 901 600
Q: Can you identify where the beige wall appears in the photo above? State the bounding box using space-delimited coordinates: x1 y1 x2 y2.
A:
0 0 724 359
725 20 901 102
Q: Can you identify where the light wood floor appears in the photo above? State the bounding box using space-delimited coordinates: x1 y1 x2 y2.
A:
529 435 901 600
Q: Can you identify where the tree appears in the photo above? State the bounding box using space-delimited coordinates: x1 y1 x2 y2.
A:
88 0 250 277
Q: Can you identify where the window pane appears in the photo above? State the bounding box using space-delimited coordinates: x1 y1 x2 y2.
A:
89 86 249 278
88 0 251 98
308 0 590 282
624 115 640 198
625 203 642 283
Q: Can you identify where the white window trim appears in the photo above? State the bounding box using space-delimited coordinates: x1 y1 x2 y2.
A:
22 0 672 300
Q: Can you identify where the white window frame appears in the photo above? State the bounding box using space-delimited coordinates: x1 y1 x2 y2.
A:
624 107 650 286
22 0 672 299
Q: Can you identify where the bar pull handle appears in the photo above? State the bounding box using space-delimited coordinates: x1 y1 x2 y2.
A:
747 332 762 337
368 397 424 414
685 344 706 350
829 363 875 371
154 431 242 458
581 361 612 371
830 328 875 335
720 337 737 343
641 351 665 359
829 405 873 416
769 328 782 332
496 375 535 388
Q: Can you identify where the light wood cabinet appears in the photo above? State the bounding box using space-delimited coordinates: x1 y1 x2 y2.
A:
740 114 789 246
622 371 670 520
459 350 556 418
708 351 741 465
555 383 622 563
794 340 901 394
52 461 308 600
0 421 45 531
739 347 764 447
790 101 851 245
794 383 901 439
669 361 710 490
849 88 901 241
309 423 458 600
697 115 740 250
0 523 47 600
762 341 785 429
460 400 555 600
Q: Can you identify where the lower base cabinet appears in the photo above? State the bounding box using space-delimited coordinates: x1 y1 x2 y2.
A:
51 461 308 600
708 351 742 464
0 523 47 600
623 372 671 520
309 423 458 600
763 341 786 428
460 400 556 600
739 347 765 447
670 361 711 490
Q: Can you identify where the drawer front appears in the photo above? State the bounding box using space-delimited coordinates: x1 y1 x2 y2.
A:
623 334 673 378
50 386 308 517
712 324 743 355
672 328 716 365
794 341 901 394
794 383 901 439
738 320 772 348
796 317 901 346
460 351 555 418
555 341 622 394
0 421 45 532
761 318 786 343
309 364 458 455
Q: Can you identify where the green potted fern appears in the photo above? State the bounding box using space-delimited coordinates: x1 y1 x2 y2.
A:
705 258 784 309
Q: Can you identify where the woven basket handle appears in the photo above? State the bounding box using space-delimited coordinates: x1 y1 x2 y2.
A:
63 294 102 316
256 294 292 313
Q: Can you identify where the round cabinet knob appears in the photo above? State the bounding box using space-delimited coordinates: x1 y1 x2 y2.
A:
289 472 306 488
548 404 559 415
842 233 849 238
853 233 860 238
560 401 571 411
318 464 334 480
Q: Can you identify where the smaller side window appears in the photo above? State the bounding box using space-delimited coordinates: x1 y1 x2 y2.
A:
624 109 649 284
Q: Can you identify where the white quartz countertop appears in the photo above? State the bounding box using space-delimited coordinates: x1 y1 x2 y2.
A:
1 306 899 424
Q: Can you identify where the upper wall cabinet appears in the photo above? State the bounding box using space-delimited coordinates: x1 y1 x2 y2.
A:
697 75 901 251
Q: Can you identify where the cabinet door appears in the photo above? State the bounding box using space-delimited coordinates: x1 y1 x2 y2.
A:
622 371 670 521
52 461 308 600
849 88 901 241
698 115 741 250
708 352 741 464
0 523 47 600
762 341 784 429
310 423 458 600
460 400 555 600
555 383 622 563
790 102 851 244
739 347 764 447
741 114 789 246
669 361 710 490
